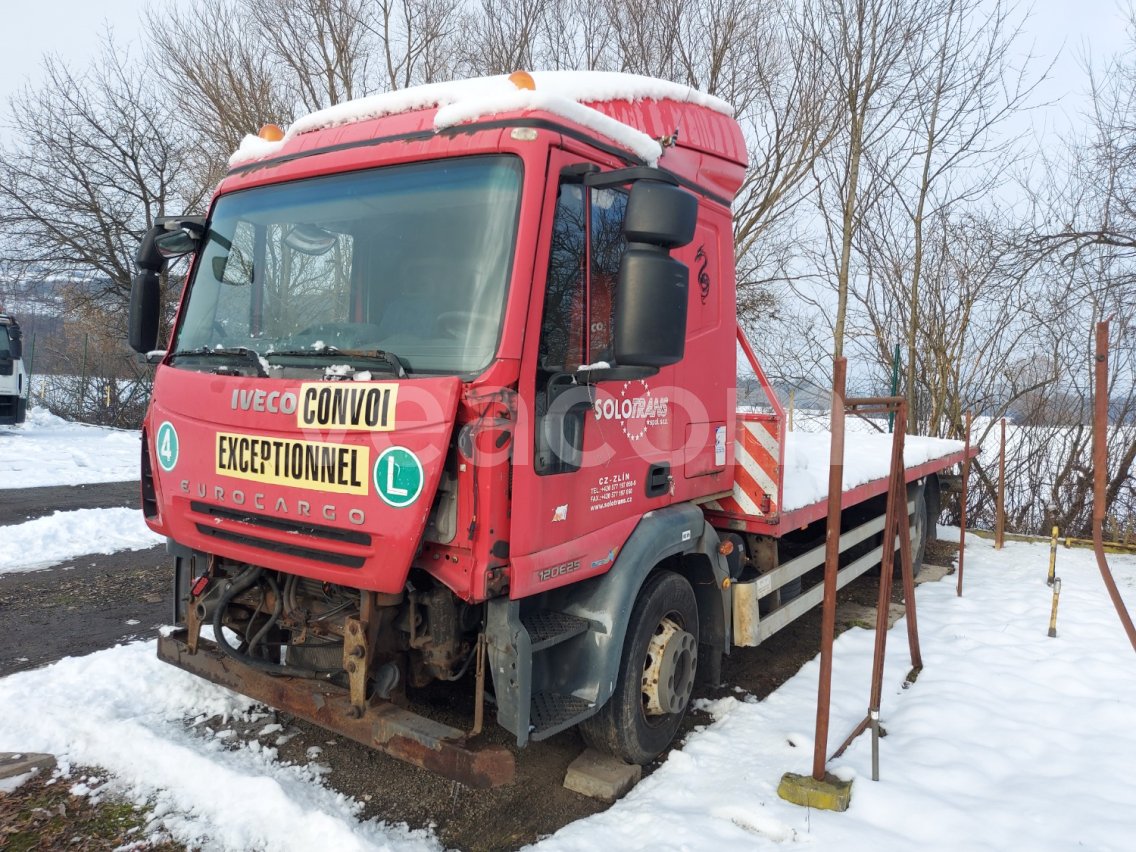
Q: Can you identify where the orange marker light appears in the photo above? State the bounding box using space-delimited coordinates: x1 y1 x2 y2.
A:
258 123 285 142
508 71 536 91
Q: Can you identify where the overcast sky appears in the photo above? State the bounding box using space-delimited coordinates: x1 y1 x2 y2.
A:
0 0 1131 137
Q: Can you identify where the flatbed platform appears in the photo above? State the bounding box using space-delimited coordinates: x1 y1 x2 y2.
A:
704 417 967 535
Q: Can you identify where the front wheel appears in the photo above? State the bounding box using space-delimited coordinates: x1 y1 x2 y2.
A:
579 570 699 765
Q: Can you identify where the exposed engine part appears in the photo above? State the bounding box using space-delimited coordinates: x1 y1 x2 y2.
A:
213 566 336 680
403 585 480 686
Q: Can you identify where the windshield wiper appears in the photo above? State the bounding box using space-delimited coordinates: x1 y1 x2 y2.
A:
265 346 408 378
169 346 269 378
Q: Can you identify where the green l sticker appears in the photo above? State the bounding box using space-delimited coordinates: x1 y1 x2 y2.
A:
374 446 424 508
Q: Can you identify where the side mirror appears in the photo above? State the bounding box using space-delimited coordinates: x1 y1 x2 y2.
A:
612 181 697 368
154 227 199 259
614 250 688 368
129 269 161 353
137 216 206 270
7 323 22 360
622 180 697 248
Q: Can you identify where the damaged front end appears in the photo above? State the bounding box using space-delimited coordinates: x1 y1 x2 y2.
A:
166 553 512 788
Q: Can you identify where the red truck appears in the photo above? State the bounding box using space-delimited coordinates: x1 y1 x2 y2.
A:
128 71 966 787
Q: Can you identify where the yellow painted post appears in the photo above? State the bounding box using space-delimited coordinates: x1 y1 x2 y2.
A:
1047 578 1062 638
1047 526 1058 586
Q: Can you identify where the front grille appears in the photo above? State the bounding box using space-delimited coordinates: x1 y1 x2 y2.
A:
194 524 366 568
190 501 371 545
189 500 371 569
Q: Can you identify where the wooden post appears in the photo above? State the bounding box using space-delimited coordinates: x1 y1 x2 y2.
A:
995 417 1006 549
788 388 795 432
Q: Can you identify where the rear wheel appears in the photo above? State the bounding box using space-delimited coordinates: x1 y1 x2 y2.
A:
580 570 699 765
911 488 928 575
893 485 927 578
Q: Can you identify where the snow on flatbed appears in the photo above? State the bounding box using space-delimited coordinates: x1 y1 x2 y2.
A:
782 430 965 513
2 535 1133 850
0 407 141 488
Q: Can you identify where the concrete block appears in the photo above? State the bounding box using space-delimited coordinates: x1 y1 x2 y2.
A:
563 748 642 801
915 563 951 585
777 771 852 812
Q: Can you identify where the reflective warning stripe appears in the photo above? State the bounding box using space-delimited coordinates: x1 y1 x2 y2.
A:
707 417 780 518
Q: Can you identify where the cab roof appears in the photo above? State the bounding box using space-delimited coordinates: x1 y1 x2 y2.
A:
229 71 748 178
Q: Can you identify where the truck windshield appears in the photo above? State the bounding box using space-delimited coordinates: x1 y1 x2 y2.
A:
171 156 523 375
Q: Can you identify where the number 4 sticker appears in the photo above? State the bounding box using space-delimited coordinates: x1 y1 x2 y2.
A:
156 421 179 472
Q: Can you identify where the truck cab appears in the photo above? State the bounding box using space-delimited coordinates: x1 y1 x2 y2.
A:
0 312 28 425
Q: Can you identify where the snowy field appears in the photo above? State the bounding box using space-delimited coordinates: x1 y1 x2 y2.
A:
1 533 1133 850
0 406 141 488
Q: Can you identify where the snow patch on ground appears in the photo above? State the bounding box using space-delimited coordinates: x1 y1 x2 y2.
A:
0 641 440 851
0 407 140 488
0 507 164 574
531 535 1136 851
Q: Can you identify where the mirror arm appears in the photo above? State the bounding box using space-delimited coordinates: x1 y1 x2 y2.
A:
584 166 678 189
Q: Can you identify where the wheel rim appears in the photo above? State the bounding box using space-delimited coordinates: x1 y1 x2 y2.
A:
641 616 697 716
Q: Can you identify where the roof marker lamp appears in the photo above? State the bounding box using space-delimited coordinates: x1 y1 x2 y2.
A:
509 71 536 91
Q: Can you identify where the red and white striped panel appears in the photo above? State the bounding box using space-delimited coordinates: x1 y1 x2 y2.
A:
705 417 780 517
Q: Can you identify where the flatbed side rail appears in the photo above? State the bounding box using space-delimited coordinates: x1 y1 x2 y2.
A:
731 502 916 647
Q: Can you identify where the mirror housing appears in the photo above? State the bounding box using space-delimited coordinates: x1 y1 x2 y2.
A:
154 227 199 259
614 249 688 368
128 269 161 354
136 216 206 270
611 180 697 369
622 180 697 248
6 321 22 360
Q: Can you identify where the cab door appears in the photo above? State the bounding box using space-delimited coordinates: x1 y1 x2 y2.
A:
510 153 677 597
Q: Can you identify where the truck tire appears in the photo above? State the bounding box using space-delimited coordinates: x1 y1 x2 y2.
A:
579 570 699 765
913 489 928 574
900 487 928 578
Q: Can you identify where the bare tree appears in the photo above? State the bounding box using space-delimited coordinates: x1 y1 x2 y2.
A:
147 0 296 193
375 0 465 88
806 0 942 360
0 39 204 330
246 0 376 110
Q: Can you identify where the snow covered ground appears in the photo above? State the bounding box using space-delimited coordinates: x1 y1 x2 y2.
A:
0 406 141 488
1 533 1133 850
0 507 163 574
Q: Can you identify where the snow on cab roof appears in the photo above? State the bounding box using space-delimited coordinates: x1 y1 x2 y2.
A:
229 71 735 169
